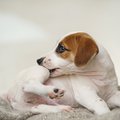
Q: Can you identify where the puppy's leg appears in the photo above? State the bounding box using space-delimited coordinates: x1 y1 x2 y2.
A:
74 87 110 115
20 66 64 98
31 104 72 113
11 101 72 113
23 80 64 99
107 91 120 108
23 80 54 96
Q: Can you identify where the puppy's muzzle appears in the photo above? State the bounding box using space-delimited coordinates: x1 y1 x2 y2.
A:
37 57 45 65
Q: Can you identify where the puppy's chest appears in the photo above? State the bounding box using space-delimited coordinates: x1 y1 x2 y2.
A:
90 77 117 100
70 74 115 100
97 84 116 101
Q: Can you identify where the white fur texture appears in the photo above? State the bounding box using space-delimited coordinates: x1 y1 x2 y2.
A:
41 43 120 115
2 43 120 115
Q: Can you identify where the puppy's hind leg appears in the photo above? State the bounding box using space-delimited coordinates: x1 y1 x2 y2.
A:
23 80 65 99
31 104 73 113
21 66 64 99
11 101 72 113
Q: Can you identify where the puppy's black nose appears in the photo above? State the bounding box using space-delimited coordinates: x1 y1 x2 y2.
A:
37 57 45 65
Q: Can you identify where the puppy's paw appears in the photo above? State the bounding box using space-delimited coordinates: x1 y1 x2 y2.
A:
58 105 73 112
48 88 65 99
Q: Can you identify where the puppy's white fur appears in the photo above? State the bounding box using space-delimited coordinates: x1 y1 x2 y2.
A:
2 33 120 115
2 66 72 113
41 43 120 115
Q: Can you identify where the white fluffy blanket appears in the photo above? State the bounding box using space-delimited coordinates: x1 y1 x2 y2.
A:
0 97 120 120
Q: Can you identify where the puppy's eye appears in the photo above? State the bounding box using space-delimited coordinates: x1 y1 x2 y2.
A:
56 44 69 53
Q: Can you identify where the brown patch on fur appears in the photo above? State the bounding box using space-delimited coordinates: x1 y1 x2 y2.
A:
58 38 77 61
57 32 99 66
58 42 72 60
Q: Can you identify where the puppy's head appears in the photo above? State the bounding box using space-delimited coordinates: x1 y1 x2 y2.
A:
37 32 99 73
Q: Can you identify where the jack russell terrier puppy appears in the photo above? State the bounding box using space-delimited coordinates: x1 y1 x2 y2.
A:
2 32 120 115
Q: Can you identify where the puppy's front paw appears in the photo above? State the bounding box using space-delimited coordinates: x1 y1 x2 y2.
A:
48 88 65 99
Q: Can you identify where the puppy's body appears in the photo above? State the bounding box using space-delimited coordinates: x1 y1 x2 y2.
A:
2 32 120 115
4 45 117 114
37 32 120 115
49 44 118 111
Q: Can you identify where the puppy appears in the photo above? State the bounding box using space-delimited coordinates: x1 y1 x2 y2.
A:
37 32 120 115
2 32 120 115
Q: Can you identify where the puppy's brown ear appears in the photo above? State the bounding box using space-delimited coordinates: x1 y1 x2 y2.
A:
74 36 99 67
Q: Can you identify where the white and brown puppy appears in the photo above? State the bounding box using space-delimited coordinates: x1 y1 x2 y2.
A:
2 32 120 115
37 32 120 115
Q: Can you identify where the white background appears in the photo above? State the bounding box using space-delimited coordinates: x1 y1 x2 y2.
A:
0 0 120 94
